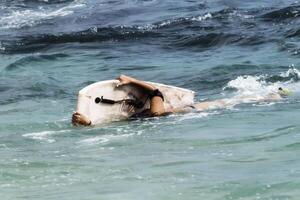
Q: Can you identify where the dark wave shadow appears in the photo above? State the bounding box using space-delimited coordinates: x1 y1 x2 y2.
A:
4 53 69 71
218 125 296 145
261 5 300 22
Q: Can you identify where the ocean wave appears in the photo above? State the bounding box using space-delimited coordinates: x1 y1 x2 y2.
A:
212 8 256 20
285 27 300 38
265 67 300 83
4 53 69 71
0 87 67 105
184 64 271 92
220 126 296 146
0 6 290 54
261 5 300 21
1 31 243 54
1 26 161 53
0 0 85 30
3 0 74 4
0 70 68 105
138 13 213 30
0 12 215 53
21 0 75 5
173 33 240 48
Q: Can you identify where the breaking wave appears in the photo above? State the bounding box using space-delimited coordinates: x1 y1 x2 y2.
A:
222 68 300 106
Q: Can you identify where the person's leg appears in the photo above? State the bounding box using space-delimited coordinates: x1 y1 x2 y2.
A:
193 99 227 111
192 92 283 112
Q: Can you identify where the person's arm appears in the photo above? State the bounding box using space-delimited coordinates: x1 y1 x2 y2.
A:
117 75 165 116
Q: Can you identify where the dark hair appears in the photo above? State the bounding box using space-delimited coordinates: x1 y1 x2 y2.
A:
278 87 283 91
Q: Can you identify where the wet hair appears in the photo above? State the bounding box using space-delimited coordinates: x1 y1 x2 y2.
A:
278 87 283 91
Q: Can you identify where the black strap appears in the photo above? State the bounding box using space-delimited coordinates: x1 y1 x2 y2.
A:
95 89 164 108
95 96 115 104
149 89 164 101
95 96 145 109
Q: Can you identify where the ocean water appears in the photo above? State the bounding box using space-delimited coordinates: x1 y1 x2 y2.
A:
1 0 300 199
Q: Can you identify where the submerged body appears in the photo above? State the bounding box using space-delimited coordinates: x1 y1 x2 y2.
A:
72 75 283 126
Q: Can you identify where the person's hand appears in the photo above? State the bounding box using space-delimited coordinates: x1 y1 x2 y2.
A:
116 75 133 87
72 112 91 126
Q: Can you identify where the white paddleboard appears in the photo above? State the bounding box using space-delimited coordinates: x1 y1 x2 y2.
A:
76 80 195 125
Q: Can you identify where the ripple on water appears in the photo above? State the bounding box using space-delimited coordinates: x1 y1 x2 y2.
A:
216 125 296 145
4 53 70 71
22 129 71 143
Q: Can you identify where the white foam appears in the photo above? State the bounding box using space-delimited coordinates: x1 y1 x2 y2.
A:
78 132 135 146
23 129 71 143
137 13 212 31
221 68 300 107
0 42 5 51
0 0 85 29
79 136 110 144
176 111 214 122
190 13 212 21
230 10 254 19
226 75 267 95
155 20 170 27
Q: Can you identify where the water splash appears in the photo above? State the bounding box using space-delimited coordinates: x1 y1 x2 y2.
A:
222 68 300 106
280 67 300 81
226 75 268 95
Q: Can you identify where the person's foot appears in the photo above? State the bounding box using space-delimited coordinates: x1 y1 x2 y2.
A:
72 112 91 126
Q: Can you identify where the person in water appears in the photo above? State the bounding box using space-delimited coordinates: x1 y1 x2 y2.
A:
72 75 288 126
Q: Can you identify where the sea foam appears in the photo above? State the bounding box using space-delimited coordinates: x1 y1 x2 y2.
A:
137 13 212 31
23 129 71 143
78 132 136 146
0 0 85 30
0 42 5 51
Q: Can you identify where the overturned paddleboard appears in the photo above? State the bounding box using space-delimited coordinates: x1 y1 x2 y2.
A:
76 80 195 125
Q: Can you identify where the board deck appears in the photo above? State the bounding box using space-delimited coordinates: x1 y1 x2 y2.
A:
76 80 195 125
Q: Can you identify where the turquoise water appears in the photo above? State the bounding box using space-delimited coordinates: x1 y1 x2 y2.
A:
1 0 300 199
